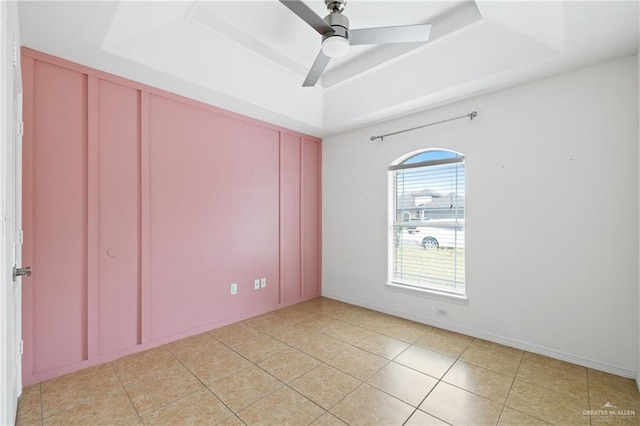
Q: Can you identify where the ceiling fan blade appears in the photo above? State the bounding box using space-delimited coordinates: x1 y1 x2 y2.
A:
349 24 432 46
279 0 334 35
303 50 331 87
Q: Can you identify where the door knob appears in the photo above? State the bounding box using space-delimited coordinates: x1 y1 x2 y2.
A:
13 266 32 282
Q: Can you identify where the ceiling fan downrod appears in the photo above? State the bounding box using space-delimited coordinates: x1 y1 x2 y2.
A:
325 0 346 13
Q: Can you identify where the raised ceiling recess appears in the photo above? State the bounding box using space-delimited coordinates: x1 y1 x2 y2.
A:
17 1 639 137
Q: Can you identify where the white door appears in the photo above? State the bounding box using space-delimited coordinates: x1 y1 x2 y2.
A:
1 1 23 424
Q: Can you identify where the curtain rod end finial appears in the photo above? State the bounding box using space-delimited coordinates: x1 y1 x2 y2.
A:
470 111 478 120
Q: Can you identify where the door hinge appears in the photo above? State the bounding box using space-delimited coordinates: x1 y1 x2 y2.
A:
12 40 17 67
17 230 23 244
19 340 23 355
17 120 23 136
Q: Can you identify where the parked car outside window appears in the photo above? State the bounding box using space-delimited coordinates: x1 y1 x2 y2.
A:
403 219 465 249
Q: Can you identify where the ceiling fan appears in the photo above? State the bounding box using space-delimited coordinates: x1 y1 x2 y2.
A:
279 0 432 87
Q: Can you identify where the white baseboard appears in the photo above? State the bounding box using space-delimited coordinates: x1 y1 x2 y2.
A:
322 291 637 379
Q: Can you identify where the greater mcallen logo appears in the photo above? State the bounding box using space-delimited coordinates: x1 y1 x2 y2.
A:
583 402 636 418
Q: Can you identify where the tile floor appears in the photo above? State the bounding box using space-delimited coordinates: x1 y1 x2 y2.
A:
15 297 640 425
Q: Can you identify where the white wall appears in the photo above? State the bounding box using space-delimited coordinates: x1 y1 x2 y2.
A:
323 55 639 377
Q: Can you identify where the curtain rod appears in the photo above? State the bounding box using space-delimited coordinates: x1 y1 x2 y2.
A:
370 111 477 142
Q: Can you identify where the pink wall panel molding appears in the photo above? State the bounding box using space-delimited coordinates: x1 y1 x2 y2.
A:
21 48 322 385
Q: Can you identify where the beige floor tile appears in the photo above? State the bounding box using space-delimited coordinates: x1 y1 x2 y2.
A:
258 348 320 383
241 312 288 332
232 334 289 363
311 412 348 425
374 319 427 344
41 363 123 418
588 372 640 424
297 316 344 333
125 365 204 415
588 408 640 425
238 386 324 425
420 381 503 426
111 347 182 387
367 361 438 407
292 333 350 362
207 365 283 412
355 313 391 330
322 322 372 345
280 305 338 323
216 414 246 425
140 389 233 425
16 384 42 425
394 345 456 379
506 379 589 425
327 307 369 324
23 298 626 426
405 410 450 425
326 346 388 380
303 297 343 310
176 341 252 385
273 307 314 323
588 369 640 414
164 332 218 359
590 415 640 425
443 360 514 404
290 364 361 409
209 322 264 347
498 407 551 425
591 410 632 425
15 415 42 426
460 339 524 377
304 308 338 321
522 352 586 376
267 323 312 346
330 383 414 426
517 352 588 396
414 327 474 358
355 333 410 360
589 369 640 393
42 391 137 426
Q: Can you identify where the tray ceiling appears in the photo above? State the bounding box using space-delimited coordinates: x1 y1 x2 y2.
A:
18 1 639 137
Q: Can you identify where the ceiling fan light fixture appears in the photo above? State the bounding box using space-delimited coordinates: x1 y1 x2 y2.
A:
322 35 349 57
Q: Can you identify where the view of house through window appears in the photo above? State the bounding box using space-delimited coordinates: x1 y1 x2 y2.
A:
389 149 465 296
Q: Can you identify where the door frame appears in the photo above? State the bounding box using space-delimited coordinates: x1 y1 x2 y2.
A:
0 0 23 424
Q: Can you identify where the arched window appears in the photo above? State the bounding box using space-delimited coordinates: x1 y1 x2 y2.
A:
389 149 465 296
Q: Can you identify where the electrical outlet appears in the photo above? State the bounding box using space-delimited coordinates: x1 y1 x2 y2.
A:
260 277 266 288
436 308 448 317
230 283 237 295
254 279 260 290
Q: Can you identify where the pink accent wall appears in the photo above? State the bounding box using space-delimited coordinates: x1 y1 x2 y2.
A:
147 94 281 339
97 79 141 354
281 133 302 304
21 48 322 385
302 138 322 297
30 60 88 373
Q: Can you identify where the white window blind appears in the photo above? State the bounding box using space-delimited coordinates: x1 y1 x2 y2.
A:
389 150 465 296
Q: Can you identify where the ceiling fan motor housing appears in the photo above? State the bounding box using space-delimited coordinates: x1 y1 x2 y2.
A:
323 12 349 42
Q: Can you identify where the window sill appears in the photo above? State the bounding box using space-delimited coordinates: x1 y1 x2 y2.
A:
386 281 469 305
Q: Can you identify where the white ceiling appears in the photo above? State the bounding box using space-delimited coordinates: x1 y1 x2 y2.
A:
17 1 640 137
